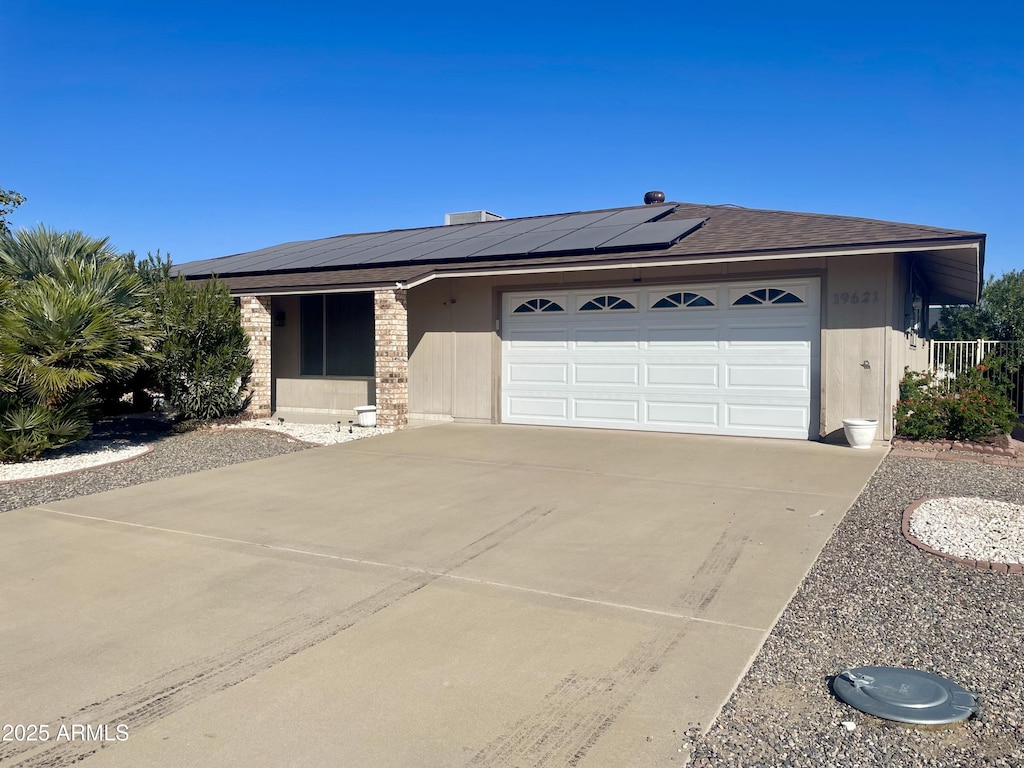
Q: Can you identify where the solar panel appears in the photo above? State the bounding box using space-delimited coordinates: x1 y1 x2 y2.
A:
530 211 618 232
178 206 704 278
598 218 706 249
341 228 459 265
480 214 569 235
594 205 674 226
407 234 517 262
282 229 435 269
218 238 352 273
529 224 637 253
469 230 573 258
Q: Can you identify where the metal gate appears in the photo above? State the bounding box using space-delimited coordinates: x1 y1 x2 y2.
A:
929 340 1024 414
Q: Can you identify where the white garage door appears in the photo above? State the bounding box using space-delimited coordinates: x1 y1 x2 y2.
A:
501 279 820 439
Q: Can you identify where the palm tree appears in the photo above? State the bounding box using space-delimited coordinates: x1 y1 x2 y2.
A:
0 226 159 461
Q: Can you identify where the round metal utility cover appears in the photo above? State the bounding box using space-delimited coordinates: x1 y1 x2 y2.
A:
832 667 980 725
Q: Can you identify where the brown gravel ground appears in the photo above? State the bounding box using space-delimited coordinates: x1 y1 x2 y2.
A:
0 418 311 514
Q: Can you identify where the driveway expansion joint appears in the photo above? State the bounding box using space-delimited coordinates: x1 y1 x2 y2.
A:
32 506 768 631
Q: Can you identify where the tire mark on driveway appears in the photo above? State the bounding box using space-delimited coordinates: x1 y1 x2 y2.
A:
465 625 689 767
4 506 554 768
672 529 751 612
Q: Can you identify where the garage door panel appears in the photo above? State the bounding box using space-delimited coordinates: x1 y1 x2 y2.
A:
574 363 640 386
646 400 720 428
507 363 569 385
647 325 720 347
505 396 569 420
573 398 640 423
724 322 814 347
726 364 809 391
502 280 820 439
507 329 569 349
726 403 809 430
646 364 719 388
574 328 641 347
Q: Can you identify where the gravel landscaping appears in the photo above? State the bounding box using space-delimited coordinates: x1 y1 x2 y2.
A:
684 455 1024 767
0 418 313 514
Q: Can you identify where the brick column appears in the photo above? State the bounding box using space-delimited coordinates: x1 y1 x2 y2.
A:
239 295 272 418
374 288 409 429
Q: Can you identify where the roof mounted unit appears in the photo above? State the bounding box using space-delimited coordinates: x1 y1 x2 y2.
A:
445 210 504 226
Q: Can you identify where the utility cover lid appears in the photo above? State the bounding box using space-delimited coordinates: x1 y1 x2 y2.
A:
832 667 980 725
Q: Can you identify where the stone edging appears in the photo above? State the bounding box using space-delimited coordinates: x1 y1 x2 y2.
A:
889 440 1024 468
891 437 1017 457
901 497 1024 575
0 444 154 486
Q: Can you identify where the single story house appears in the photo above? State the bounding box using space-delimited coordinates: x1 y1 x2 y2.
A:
178 196 984 442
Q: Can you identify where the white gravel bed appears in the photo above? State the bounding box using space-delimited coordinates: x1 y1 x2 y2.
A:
910 496 1024 564
224 419 394 445
0 441 150 483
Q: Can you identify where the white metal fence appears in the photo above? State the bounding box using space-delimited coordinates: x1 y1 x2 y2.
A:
928 339 1024 414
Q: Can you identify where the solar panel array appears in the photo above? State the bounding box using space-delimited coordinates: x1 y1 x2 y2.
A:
177 205 707 277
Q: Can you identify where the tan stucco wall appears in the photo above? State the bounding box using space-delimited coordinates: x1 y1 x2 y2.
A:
408 254 918 441
408 258 832 423
820 253 893 439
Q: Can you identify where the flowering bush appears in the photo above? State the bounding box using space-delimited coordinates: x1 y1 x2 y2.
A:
894 369 948 440
894 360 1018 442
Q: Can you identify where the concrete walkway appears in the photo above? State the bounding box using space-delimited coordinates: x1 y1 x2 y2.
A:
0 425 884 767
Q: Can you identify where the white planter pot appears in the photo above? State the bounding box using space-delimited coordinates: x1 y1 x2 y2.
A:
354 405 377 428
843 418 878 449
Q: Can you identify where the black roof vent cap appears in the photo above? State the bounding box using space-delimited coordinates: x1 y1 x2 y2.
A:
644 190 666 205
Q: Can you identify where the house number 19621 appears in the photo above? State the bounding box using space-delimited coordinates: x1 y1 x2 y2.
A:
834 291 880 305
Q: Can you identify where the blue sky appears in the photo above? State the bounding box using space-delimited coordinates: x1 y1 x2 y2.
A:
4 1 1022 276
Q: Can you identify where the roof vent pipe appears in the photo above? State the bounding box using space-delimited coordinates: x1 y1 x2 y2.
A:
644 191 666 205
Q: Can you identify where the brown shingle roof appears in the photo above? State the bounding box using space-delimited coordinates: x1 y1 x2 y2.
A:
657 203 979 256
183 202 983 298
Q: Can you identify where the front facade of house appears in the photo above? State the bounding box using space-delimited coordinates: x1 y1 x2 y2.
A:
180 200 984 443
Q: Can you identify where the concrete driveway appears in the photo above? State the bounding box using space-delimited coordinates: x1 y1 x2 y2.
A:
0 424 884 767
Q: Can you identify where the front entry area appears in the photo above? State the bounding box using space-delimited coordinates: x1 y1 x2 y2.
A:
501 279 821 439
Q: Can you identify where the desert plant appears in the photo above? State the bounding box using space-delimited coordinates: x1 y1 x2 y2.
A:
152 276 252 421
0 228 158 461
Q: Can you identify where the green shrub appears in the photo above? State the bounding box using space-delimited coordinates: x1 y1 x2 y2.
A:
943 359 1019 441
152 276 252 421
894 369 948 440
894 361 1018 442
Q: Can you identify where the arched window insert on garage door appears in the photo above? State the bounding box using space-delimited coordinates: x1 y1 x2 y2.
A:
512 298 565 314
651 291 715 309
578 295 636 311
733 288 804 306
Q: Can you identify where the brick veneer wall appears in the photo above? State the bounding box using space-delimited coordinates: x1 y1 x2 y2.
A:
374 288 409 429
239 295 272 417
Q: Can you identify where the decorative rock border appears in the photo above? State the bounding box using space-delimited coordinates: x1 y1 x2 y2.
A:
901 498 1024 574
0 444 154 486
892 437 1016 456
890 436 1024 468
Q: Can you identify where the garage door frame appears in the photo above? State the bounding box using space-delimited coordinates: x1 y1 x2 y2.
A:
498 278 822 439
